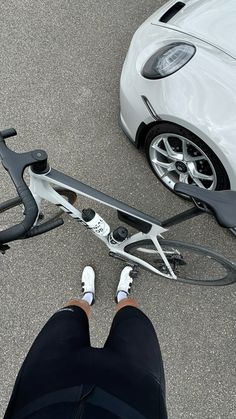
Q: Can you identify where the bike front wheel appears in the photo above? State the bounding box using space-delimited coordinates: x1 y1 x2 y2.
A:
124 239 236 286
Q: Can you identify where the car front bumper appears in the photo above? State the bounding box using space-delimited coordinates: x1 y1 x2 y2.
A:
120 21 236 189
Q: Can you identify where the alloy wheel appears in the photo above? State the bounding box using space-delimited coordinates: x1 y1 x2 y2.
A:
149 133 217 190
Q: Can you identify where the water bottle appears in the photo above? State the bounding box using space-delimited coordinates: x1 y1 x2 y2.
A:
109 226 128 244
82 208 110 237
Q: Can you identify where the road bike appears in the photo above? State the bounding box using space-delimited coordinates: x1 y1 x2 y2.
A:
0 128 236 286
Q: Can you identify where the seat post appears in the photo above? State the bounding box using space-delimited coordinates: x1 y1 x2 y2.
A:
161 206 203 228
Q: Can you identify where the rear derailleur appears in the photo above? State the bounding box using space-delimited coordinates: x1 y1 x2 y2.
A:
158 253 186 274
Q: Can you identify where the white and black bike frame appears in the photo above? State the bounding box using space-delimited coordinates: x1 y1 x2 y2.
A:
29 166 203 280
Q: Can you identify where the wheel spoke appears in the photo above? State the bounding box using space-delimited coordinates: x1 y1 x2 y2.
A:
181 139 189 161
151 158 176 171
195 172 214 181
160 162 176 178
167 162 176 172
179 173 189 183
163 137 181 159
191 156 206 162
191 177 205 188
188 164 214 181
161 170 169 179
151 143 169 158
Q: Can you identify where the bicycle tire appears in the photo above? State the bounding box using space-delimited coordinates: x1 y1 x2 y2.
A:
124 239 236 286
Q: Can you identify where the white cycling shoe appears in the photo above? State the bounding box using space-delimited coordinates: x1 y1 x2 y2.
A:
115 266 134 303
81 266 95 305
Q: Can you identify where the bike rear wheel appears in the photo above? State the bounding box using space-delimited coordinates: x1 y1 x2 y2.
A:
124 239 236 286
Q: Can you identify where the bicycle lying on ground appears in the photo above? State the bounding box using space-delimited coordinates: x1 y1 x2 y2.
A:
0 129 236 286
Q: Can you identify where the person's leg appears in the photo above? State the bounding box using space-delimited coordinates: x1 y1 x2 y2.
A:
115 266 139 307
104 266 166 396
4 267 95 418
67 265 96 317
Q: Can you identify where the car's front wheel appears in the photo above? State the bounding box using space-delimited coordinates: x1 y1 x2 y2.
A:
145 123 230 193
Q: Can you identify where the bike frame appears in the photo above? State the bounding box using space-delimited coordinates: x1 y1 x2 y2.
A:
29 166 182 279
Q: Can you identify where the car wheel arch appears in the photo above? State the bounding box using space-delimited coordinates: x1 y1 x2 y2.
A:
137 119 231 190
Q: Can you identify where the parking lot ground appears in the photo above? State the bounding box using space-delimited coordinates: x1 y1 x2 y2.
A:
0 1 235 418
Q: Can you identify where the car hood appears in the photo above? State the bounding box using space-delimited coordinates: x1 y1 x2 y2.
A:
151 0 236 59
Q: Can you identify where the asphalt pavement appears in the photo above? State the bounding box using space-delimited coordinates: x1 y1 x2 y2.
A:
0 1 235 418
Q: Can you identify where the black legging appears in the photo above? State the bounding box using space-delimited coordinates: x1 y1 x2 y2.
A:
4 305 167 419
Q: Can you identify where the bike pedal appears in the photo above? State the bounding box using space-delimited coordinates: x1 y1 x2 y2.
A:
129 264 139 279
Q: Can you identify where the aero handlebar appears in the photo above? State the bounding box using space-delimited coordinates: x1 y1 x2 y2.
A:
0 128 55 245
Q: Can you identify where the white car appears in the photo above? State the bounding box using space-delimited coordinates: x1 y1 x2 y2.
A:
120 0 236 193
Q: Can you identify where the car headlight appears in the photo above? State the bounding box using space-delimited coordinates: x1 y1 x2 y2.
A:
142 43 196 79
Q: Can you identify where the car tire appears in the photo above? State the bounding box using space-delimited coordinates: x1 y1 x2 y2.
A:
144 122 230 194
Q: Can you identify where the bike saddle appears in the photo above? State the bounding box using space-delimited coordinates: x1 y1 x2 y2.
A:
174 183 236 228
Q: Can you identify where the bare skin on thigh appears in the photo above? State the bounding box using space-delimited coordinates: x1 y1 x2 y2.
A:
66 299 92 317
65 298 139 318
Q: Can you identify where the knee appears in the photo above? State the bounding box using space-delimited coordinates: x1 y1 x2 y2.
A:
65 299 92 317
116 298 139 312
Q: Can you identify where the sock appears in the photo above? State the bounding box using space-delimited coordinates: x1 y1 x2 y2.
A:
82 292 94 305
117 290 128 303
